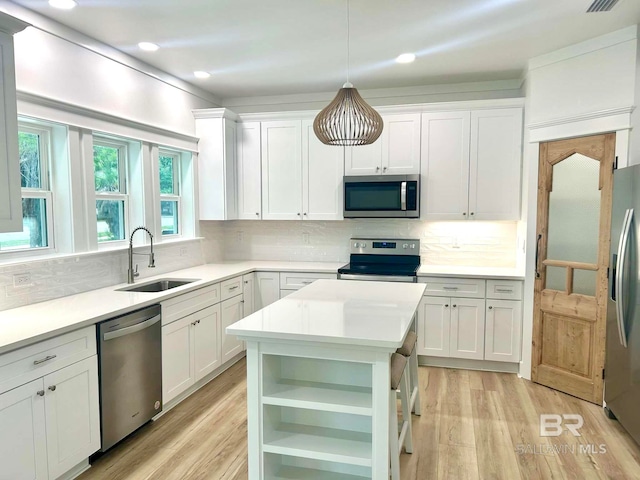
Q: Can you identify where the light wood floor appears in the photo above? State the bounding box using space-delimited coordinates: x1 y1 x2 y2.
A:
79 359 640 480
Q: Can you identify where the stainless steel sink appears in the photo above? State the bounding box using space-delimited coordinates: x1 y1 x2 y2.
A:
117 278 199 293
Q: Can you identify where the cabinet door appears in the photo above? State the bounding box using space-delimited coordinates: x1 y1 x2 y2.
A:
416 297 451 357
344 140 382 176
421 111 471 220
162 316 195 403
261 120 302 219
450 298 485 360
484 300 522 363
255 272 280 309
302 120 344 220
43 356 100 479
242 273 255 317
0 31 22 233
0 378 48 480
237 122 262 220
194 304 222 380
469 108 523 221
382 114 421 175
221 296 244 364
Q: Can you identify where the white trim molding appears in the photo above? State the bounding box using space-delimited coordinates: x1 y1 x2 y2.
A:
528 106 634 143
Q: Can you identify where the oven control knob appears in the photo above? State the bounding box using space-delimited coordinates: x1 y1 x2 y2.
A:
353 242 359 248
410 244 416 249
361 243 366 248
403 243 409 249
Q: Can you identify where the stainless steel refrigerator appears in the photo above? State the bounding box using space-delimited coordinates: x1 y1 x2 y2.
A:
607 163 640 445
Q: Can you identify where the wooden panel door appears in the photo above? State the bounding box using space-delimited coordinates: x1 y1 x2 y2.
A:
261 120 302 219
416 296 451 357
382 114 421 175
193 304 222 380
220 295 244 364
0 378 48 480
43 356 100 479
301 120 344 220
237 122 262 220
532 133 615 404
162 316 195 403
449 298 485 360
485 299 522 362
469 108 523 221
421 111 471 220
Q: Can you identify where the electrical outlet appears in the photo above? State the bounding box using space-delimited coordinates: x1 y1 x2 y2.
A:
302 232 310 245
237 231 244 243
13 273 32 287
179 246 188 257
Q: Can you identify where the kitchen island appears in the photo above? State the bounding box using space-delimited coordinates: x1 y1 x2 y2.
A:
227 279 426 480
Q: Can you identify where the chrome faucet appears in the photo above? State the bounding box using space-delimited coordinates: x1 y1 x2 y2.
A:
128 226 155 284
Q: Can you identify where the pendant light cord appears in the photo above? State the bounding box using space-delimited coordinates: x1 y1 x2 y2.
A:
346 0 350 85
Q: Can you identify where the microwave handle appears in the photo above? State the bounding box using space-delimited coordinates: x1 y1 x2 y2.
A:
401 181 407 211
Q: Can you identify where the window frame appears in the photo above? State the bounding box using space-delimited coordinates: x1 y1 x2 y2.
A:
158 149 182 238
0 123 55 256
93 137 130 248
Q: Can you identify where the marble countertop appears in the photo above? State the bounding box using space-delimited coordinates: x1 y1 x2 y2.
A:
227 279 426 349
417 265 525 280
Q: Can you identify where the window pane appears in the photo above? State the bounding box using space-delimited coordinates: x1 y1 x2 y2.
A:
94 145 121 192
159 155 175 194
161 200 179 235
96 200 125 242
0 198 48 251
19 131 42 189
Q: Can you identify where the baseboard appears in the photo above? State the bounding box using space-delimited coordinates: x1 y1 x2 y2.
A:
418 355 519 373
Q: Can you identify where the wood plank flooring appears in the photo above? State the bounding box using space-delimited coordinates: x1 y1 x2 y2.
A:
79 359 640 479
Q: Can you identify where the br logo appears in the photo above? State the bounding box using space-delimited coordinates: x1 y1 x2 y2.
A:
539 414 584 437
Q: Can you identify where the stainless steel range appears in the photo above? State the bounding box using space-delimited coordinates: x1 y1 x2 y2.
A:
338 238 421 283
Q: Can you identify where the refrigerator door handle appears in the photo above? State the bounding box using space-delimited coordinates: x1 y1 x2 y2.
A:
615 208 633 348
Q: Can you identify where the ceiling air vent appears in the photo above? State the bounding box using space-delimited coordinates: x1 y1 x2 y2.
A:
586 0 620 12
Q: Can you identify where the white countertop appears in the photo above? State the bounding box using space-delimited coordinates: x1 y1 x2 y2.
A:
0 261 342 355
418 265 524 279
227 279 426 349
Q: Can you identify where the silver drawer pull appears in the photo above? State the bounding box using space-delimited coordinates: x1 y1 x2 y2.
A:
229 285 239 290
301 281 313 285
34 354 57 365
442 286 459 290
496 288 513 293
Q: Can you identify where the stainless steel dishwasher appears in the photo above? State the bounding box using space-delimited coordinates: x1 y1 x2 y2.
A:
97 304 162 451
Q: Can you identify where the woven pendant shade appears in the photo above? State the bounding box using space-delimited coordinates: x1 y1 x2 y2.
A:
313 83 383 146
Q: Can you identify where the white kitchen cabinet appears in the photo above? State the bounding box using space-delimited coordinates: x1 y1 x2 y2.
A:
255 272 280 309
345 113 421 176
162 305 222 403
0 378 48 480
237 122 262 220
416 296 450 357
221 294 244 364
449 298 485 360
484 299 522 363
421 108 522 221
194 108 238 220
261 120 303 220
0 14 29 233
242 273 255 317
43 356 100 480
301 120 344 220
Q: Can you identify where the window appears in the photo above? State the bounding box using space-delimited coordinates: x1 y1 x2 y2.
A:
0 125 53 252
159 150 181 236
94 139 128 243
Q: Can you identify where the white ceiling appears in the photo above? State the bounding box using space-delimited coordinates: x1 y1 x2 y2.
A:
9 0 640 99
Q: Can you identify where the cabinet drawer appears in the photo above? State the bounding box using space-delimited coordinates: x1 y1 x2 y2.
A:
0 325 96 394
221 276 243 301
278 272 336 290
486 280 523 300
162 283 221 325
419 277 485 298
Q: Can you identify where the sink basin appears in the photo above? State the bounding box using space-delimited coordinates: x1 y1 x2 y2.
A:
117 278 199 293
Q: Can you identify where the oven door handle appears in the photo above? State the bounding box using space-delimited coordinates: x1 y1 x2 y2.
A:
338 273 415 283
401 182 407 211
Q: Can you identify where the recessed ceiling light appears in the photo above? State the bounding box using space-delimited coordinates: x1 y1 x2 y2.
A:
49 0 77 9
138 42 159 52
194 71 211 79
396 53 416 64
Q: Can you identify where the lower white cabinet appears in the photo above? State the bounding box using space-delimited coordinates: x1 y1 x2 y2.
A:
162 304 221 404
484 299 522 363
242 273 255 317
449 298 485 360
255 272 280 309
417 297 450 357
0 355 100 480
221 295 244 364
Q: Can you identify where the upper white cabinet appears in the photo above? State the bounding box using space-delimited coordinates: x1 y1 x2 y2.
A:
237 122 262 220
421 108 523 221
345 113 421 176
194 108 238 220
0 14 29 233
260 119 343 220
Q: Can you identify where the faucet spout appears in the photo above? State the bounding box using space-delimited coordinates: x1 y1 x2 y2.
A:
128 226 155 284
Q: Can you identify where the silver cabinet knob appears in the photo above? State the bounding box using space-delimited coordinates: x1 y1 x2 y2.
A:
462 212 467 216
37 390 45 397
255 212 259 216
303 213 307 216
376 166 380 171
445 304 449 307
452 305 457 308
48 385 56 392
383 167 387 172
488 306 493 310
470 212 475 216
297 213 301 216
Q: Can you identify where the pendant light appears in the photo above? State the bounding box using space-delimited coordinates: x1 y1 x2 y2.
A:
313 0 383 146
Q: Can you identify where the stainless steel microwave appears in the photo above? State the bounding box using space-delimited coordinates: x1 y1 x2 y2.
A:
343 175 420 218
